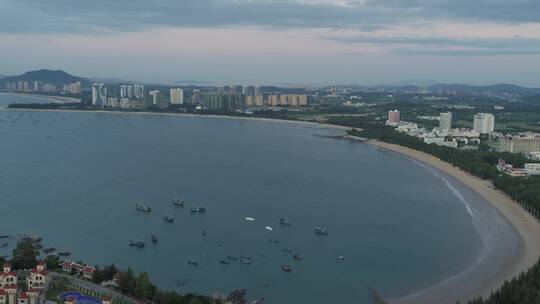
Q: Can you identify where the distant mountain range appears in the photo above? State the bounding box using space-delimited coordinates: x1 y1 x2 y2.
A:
423 83 540 96
1 69 85 85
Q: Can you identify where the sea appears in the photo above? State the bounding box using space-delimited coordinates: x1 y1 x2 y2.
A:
0 93 517 303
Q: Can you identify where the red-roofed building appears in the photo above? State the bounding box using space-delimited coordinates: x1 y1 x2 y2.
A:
82 266 96 279
101 295 113 304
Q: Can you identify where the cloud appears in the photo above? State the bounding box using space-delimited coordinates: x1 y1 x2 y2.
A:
1 0 539 34
327 35 540 55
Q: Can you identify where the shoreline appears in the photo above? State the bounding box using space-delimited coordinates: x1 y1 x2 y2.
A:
0 92 81 103
368 140 540 304
2 107 351 131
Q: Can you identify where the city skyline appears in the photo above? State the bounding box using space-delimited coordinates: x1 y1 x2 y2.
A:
1 0 540 86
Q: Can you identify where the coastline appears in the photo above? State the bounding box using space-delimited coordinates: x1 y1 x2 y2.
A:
0 92 81 103
2 107 351 131
368 140 540 304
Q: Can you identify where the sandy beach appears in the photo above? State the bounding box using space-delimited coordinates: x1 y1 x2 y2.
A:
369 141 540 304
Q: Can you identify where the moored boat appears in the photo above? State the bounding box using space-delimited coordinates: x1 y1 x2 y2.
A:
314 227 329 236
190 207 206 213
281 265 293 272
136 203 152 212
163 215 174 223
173 197 184 207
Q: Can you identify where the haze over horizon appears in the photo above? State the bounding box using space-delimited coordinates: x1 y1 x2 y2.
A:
1 0 540 86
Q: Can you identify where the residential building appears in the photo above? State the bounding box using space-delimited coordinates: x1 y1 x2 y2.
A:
499 136 540 154
473 113 495 134
170 88 184 105
91 83 107 107
203 94 245 111
192 89 201 104
0 262 48 304
439 112 452 131
387 110 400 124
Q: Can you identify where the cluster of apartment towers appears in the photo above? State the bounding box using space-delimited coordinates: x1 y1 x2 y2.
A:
90 84 308 111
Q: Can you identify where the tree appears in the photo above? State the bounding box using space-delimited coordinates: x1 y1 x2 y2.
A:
11 238 38 269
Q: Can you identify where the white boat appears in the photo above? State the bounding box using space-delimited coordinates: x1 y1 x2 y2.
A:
245 217 255 222
265 226 273 231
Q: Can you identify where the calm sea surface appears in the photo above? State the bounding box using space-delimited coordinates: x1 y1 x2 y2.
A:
0 93 502 303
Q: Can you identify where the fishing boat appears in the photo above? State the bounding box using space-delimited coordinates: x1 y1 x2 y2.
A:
279 217 292 225
293 254 304 260
265 226 273 231
314 227 329 236
136 204 152 212
226 255 239 261
245 217 255 222
128 240 145 248
190 207 206 213
281 265 293 272
151 235 158 243
163 216 174 223
188 260 198 266
282 248 293 253
240 255 252 264
220 260 231 265
172 197 184 207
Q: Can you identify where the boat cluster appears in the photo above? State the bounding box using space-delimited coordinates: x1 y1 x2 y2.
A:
130 197 207 248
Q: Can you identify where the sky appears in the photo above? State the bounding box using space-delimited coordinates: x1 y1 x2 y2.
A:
1 0 540 86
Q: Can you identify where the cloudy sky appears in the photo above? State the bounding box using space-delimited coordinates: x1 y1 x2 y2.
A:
1 0 540 86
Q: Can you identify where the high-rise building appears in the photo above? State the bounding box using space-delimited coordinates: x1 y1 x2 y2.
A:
217 85 224 95
91 83 107 107
149 90 161 105
203 94 245 111
499 137 540 154
473 113 495 134
388 110 400 123
228 85 236 95
439 112 452 131
133 84 145 99
170 88 184 105
242 85 249 95
254 86 261 96
192 89 201 104
266 94 308 107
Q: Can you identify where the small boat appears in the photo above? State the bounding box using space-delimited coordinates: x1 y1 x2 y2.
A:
314 227 329 236
188 260 198 266
172 197 184 207
220 260 231 265
281 265 293 272
151 235 158 243
43 247 56 253
202 229 207 236
245 217 255 222
128 240 145 248
240 255 252 264
265 226 273 231
293 254 304 260
226 256 239 261
282 248 293 253
338 256 345 260
58 251 71 256
190 207 206 213
279 217 292 225
163 216 174 223
136 204 152 213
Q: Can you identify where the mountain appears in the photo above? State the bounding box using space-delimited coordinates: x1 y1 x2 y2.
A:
1 69 84 85
427 83 540 96
385 79 440 87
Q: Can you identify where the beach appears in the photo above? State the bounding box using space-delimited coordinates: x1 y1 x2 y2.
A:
369 140 540 304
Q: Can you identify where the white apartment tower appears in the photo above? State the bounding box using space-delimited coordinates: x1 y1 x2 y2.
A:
439 112 452 131
473 113 495 134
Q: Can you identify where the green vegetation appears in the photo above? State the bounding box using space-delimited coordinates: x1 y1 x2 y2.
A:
115 267 227 304
11 237 39 269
